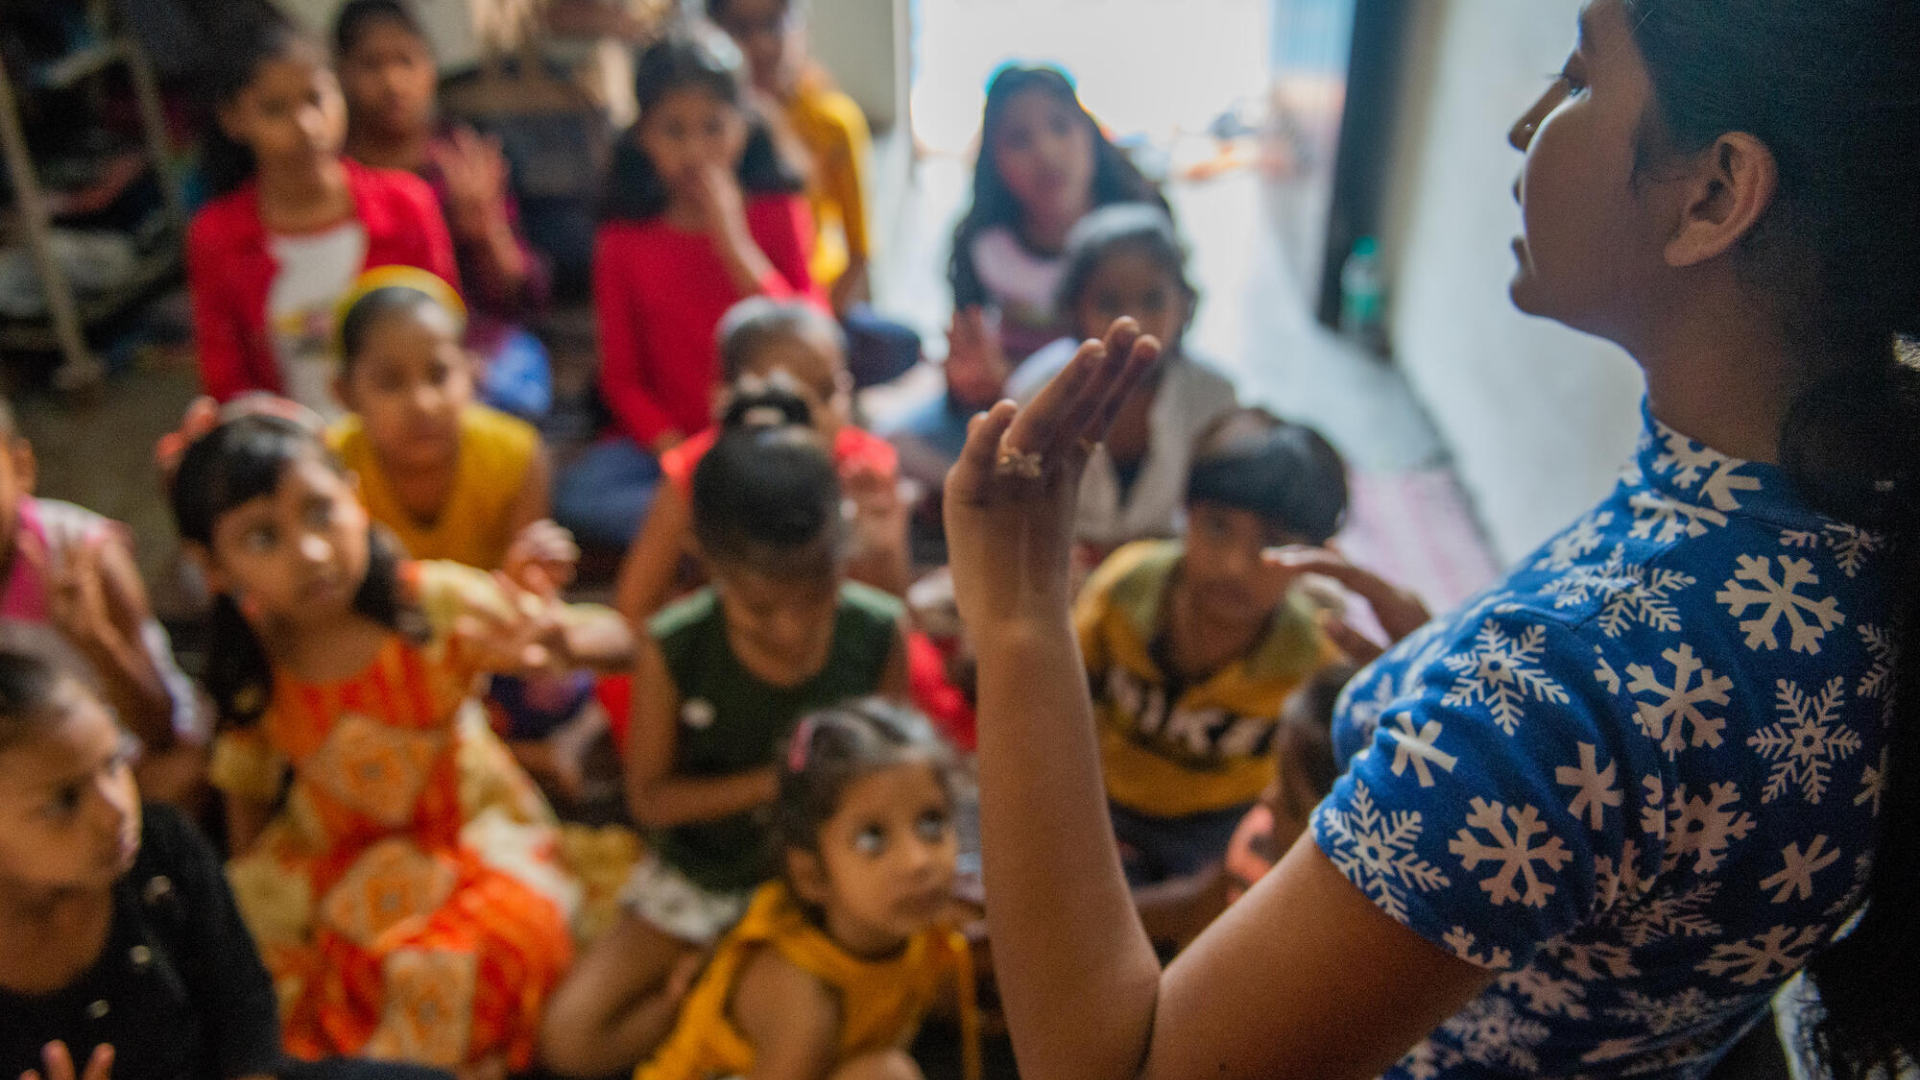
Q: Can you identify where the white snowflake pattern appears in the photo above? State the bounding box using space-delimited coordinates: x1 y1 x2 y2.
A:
1651 430 1722 489
1664 782 1756 874
1534 510 1614 572
1497 967 1590 1019
1715 555 1845 654
1595 646 1624 696
1604 880 1723 947
1441 926 1514 970
1543 937 1641 980
1449 798 1573 908
1384 713 1459 788
1855 746 1888 815
1855 623 1897 723
1317 781 1450 923
1556 742 1622 829
1440 996 1551 1074
1605 987 1746 1037
1697 925 1823 986
1629 490 1728 543
1781 524 1886 580
1759 835 1840 903
1626 643 1732 757
1439 620 1571 736
1396 1042 1446 1080
1749 677 1860 805
1594 839 1655 911
1542 545 1696 638
1339 675 1398 748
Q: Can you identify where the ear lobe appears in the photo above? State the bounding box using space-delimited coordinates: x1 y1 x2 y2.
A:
786 848 831 906
1664 132 1778 269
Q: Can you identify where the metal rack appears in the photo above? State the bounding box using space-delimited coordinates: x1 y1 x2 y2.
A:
0 0 186 389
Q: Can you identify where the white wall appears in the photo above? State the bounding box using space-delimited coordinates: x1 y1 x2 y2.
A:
806 0 907 130
1383 0 1645 564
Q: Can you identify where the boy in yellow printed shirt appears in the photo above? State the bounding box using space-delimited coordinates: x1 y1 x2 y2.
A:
1076 410 1351 884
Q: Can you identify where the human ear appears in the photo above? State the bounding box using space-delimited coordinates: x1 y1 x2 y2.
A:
1663 132 1778 269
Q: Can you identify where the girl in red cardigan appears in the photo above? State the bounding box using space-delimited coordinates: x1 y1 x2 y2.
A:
187 13 457 419
554 30 822 549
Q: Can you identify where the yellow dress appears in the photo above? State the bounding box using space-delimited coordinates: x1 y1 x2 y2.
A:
330 404 539 570
783 69 873 290
637 883 978 1080
211 561 580 1069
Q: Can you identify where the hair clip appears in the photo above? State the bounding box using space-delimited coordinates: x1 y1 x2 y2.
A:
786 716 819 773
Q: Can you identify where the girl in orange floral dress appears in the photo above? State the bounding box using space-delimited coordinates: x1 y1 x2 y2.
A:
166 404 635 1078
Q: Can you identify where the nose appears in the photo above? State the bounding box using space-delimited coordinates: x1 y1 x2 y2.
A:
297 105 327 145
1508 85 1563 153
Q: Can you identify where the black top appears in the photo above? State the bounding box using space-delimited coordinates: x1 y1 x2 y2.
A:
0 804 281 1080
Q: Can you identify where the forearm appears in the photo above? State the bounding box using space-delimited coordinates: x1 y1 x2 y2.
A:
628 766 777 829
716 225 780 299
975 620 1161 1080
458 210 532 307
82 639 175 748
561 605 638 672
223 791 274 855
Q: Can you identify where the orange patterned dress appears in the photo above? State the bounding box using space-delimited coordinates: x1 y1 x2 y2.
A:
210 561 577 1070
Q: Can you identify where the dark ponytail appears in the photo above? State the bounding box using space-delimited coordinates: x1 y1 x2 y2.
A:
199 12 323 199
170 413 424 724
691 378 844 579
1625 3 1920 1075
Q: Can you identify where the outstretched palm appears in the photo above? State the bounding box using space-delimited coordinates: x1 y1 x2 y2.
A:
944 318 1160 630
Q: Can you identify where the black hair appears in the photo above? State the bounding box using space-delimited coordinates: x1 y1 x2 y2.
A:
602 32 804 222
691 380 845 577
1619 3 1920 1075
716 297 847 383
1277 661 1359 813
947 64 1169 309
198 11 327 199
1186 409 1348 546
0 650 87 753
1053 203 1198 336
771 698 958 859
332 0 427 58
337 283 462 377
169 414 424 725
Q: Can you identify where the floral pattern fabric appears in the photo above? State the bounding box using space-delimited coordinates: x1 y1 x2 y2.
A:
1313 402 1891 1079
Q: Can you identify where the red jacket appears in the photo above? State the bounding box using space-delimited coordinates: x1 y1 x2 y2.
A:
187 159 459 402
593 194 822 447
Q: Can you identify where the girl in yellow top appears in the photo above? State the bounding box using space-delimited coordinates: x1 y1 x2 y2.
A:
638 700 977 1080
327 267 565 576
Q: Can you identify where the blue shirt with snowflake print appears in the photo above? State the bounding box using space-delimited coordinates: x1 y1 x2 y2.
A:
1312 402 1892 1080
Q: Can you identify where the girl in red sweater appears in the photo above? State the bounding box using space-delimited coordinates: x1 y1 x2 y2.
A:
555 30 822 549
187 13 457 419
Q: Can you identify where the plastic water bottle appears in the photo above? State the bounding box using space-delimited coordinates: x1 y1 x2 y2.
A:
1340 235 1386 352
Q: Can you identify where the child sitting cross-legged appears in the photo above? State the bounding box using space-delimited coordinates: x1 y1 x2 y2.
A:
1076 408 1350 886
542 397 909 1078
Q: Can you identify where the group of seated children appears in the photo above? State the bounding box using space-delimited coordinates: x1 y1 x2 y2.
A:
0 1 1429 1079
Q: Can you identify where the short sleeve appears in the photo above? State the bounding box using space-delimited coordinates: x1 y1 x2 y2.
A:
1312 607 1665 971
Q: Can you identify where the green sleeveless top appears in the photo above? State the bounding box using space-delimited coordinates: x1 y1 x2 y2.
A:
649 581 904 891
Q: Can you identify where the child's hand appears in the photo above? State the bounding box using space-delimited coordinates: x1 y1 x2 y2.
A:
24 1042 113 1080
456 569 575 677
504 519 580 591
944 306 1013 410
691 163 750 245
432 128 513 240
945 319 1159 633
1270 547 1432 664
27 530 133 664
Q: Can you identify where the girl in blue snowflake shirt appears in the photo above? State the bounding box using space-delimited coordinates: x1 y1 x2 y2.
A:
938 2 1920 1079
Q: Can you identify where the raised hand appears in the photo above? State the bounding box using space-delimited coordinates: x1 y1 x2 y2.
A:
1270 546 1432 664
690 162 750 245
944 306 1013 411
23 1042 113 1080
944 318 1160 631
504 519 580 592
454 568 575 677
432 128 513 240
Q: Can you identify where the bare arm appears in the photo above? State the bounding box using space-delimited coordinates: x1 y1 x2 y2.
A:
503 447 554 538
948 323 1493 1080
624 634 778 829
613 483 694 626
223 790 274 856
734 946 844 1080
